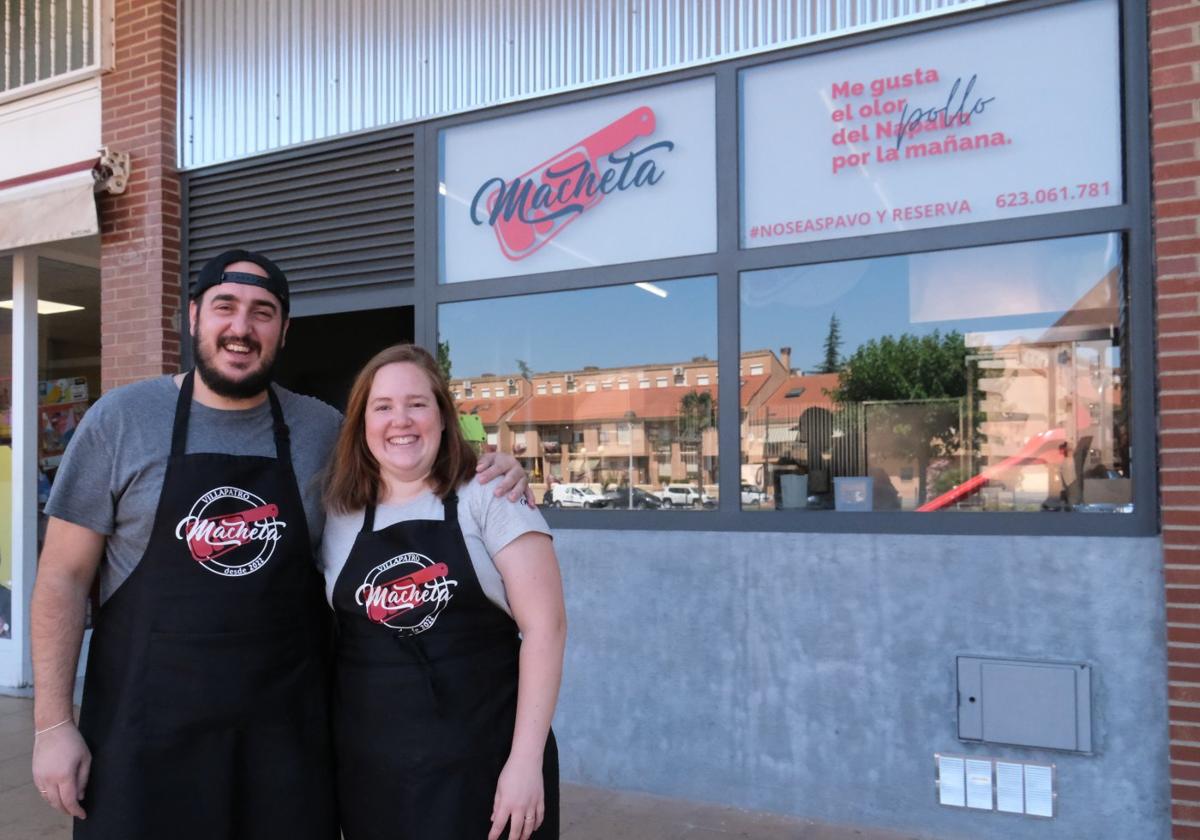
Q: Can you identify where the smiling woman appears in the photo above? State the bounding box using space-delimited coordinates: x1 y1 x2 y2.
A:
321 343 565 840
364 361 446 497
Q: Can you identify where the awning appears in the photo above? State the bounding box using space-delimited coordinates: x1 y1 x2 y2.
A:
765 427 800 443
458 413 486 443
0 162 99 251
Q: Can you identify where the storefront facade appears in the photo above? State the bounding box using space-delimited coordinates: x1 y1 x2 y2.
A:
6 0 1200 837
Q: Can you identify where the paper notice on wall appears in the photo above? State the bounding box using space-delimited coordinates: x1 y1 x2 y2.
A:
937 755 966 807
996 762 1024 814
965 759 993 810
1024 764 1054 817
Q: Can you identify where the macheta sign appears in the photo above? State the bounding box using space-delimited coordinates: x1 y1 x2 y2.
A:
440 77 715 283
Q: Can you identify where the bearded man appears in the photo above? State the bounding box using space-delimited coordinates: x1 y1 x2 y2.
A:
29 250 529 839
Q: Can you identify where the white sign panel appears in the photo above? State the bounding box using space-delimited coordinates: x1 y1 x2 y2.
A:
440 77 716 283
741 0 1121 246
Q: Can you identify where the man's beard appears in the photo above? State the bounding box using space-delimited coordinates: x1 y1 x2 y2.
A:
192 330 281 399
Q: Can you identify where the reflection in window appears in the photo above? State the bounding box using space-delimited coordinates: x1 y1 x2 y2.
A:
740 235 1130 513
439 277 717 511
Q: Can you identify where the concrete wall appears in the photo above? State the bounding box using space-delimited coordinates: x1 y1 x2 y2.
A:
553 530 1167 839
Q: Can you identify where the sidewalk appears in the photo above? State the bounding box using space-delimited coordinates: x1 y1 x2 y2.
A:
1 694 932 840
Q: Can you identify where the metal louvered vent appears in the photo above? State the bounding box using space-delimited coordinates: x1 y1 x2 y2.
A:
184 130 415 298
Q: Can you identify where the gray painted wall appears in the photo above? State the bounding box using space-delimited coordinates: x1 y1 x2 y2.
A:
552 530 1167 839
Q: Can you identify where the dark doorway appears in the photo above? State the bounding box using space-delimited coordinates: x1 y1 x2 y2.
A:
275 307 413 411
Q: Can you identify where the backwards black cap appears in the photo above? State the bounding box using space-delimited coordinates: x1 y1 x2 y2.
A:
190 249 290 317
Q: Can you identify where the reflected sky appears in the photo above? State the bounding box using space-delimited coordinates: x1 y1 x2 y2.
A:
438 276 717 378
742 234 1122 371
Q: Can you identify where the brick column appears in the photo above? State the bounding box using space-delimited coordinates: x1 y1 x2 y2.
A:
99 0 181 392
1152 1 1200 837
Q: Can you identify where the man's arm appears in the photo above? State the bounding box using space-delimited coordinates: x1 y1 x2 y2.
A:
476 451 534 505
30 516 105 820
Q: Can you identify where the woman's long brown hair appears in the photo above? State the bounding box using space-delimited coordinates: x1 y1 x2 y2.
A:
324 343 477 513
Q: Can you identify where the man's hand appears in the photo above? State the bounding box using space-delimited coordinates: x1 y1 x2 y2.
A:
32 722 90 819
477 451 535 506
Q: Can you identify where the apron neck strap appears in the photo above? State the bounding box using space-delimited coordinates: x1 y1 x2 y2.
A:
171 370 290 460
361 490 459 534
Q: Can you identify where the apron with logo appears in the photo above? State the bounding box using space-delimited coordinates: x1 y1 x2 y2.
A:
332 493 559 840
75 371 337 840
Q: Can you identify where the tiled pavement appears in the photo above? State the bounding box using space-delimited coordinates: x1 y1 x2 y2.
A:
1 694 935 840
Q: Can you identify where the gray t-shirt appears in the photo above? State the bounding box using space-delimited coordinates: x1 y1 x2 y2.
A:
321 477 551 617
45 375 343 603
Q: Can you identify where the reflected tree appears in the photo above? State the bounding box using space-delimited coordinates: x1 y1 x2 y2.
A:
678 390 716 438
818 313 843 374
832 330 973 505
437 340 452 382
678 390 716 484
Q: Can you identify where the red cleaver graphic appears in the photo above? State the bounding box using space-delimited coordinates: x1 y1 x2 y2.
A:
366 563 452 623
188 503 279 562
488 106 656 261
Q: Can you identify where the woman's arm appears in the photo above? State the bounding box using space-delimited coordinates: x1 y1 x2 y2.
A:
487 532 566 840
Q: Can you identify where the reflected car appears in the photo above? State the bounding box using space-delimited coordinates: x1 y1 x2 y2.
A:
600 486 664 510
547 483 607 508
658 484 706 508
740 483 768 505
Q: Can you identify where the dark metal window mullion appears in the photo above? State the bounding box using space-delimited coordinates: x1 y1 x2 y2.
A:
715 64 742 514
1118 0 1158 535
414 122 438 353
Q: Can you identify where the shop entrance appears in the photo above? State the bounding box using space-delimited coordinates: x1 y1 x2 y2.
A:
274 306 413 411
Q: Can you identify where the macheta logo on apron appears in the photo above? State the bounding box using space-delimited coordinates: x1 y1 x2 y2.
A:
355 552 457 636
173 485 288 577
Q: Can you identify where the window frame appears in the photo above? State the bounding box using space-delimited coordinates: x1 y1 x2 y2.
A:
417 0 1154 537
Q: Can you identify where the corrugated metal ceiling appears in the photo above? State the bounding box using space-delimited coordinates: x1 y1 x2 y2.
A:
179 0 996 169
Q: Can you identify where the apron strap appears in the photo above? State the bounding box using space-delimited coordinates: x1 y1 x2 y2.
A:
361 504 376 534
170 371 291 461
170 370 196 457
266 384 291 462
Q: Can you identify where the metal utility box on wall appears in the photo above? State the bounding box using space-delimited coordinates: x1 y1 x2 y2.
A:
958 657 1092 753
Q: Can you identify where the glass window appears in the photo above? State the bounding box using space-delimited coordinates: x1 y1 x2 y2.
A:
740 234 1129 513
439 77 717 283
37 258 101 510
739 0 1121 247
439 277 718 511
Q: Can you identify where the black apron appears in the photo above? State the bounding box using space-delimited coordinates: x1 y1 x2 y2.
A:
75 371 337 840
332 493 559 840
